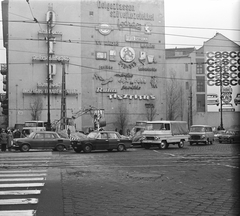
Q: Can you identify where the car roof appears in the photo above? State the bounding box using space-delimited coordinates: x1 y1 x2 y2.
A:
34 131 56 134
191 125 212 127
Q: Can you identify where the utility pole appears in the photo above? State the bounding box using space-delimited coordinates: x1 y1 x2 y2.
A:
61 62 66 130
46 19 51 131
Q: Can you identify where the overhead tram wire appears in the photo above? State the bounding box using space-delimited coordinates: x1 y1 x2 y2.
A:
25 0 43 31
7 35 240 50
5 19 240 46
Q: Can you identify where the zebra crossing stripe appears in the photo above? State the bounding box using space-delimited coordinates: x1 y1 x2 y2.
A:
0 183 45 188
0 198 38 205
0 210 36 216
0 190 41 195
0 173 47 177
0 170 47 173
0 177 46 182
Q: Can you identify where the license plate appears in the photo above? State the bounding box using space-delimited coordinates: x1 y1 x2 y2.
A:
144 140 153 143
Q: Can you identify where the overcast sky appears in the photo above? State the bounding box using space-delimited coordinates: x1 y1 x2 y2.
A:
0 0 239 89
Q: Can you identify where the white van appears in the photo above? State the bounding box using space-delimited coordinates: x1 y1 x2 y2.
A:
22 121 46 135
141 121 189 149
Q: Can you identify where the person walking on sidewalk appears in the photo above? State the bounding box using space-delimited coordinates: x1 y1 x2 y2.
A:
7 129 13 151
0 129 8 152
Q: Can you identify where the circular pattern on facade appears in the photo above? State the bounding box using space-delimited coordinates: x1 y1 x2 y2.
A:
120 47 136 63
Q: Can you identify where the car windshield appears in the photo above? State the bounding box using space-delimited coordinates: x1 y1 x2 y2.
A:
28 132 36 138
190 126 205 132
87 132 99 138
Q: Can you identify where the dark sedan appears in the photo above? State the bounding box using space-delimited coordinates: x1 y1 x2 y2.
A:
71 131 132 153
218 129 240 143
11 131 71 152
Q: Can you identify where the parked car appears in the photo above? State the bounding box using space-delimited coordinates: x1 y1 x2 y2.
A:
234 93 240 106
218 129 240 143
71 131 132 153
11 131 71 152
189 125 214 145
213 130 226 141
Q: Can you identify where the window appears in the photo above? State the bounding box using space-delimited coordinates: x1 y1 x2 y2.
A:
109 133 117 139
196 59 205 74
89 11 93 16
186 82 189 90
196 76 205 92
185 63 188 72
197 94 205 112
35 133 44 139
45 133 55 139
100 133 108 139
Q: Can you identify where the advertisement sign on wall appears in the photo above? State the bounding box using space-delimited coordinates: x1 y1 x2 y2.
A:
206 51 240 112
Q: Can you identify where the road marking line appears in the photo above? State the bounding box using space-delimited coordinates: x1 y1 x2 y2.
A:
0 210 36 216
225 164 239 169
0 173 46 177
0 198 38 205
0 177 46 182
0 170 47 173
0 183 44 188
0 190 41 195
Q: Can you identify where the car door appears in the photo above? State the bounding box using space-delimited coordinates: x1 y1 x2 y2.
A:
44 133 57 149
94 132 109 150
108 132 119 149
32 132 45 149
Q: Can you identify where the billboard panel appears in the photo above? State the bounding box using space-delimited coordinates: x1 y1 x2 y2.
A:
206 51 240 112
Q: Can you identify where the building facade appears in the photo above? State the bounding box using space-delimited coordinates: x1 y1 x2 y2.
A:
166 33 240 129
1 0 166 132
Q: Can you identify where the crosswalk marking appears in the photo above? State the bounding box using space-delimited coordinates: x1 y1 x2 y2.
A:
0 198 38 205
0 177 46 182
0 210 36 216
0 183 45 188
0 156 50 215
0 173 47 177
0 190 41 195
0 170 47 173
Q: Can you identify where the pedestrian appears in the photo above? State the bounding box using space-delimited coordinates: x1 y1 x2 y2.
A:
0 129 8 152
7 130 13 151
13 129 21 138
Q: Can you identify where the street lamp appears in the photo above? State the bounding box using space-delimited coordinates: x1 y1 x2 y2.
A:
219 71 224 130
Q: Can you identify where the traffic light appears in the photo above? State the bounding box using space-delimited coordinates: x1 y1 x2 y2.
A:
1 99 8 115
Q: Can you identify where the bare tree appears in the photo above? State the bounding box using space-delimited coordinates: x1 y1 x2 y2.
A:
30 96 43 120
166 71 183 120
115 103 129 135
145 102 157 121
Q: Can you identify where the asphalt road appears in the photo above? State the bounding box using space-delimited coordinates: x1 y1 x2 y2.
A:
0 141 239 216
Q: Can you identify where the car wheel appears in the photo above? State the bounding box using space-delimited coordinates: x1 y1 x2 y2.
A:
56 145 65 152
143 144 150 149
20 144 30 152
178 140 184 148
159 141 167 149
117 144 125 152
219 140 222 143
83 145 92 153
74 149 81 153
